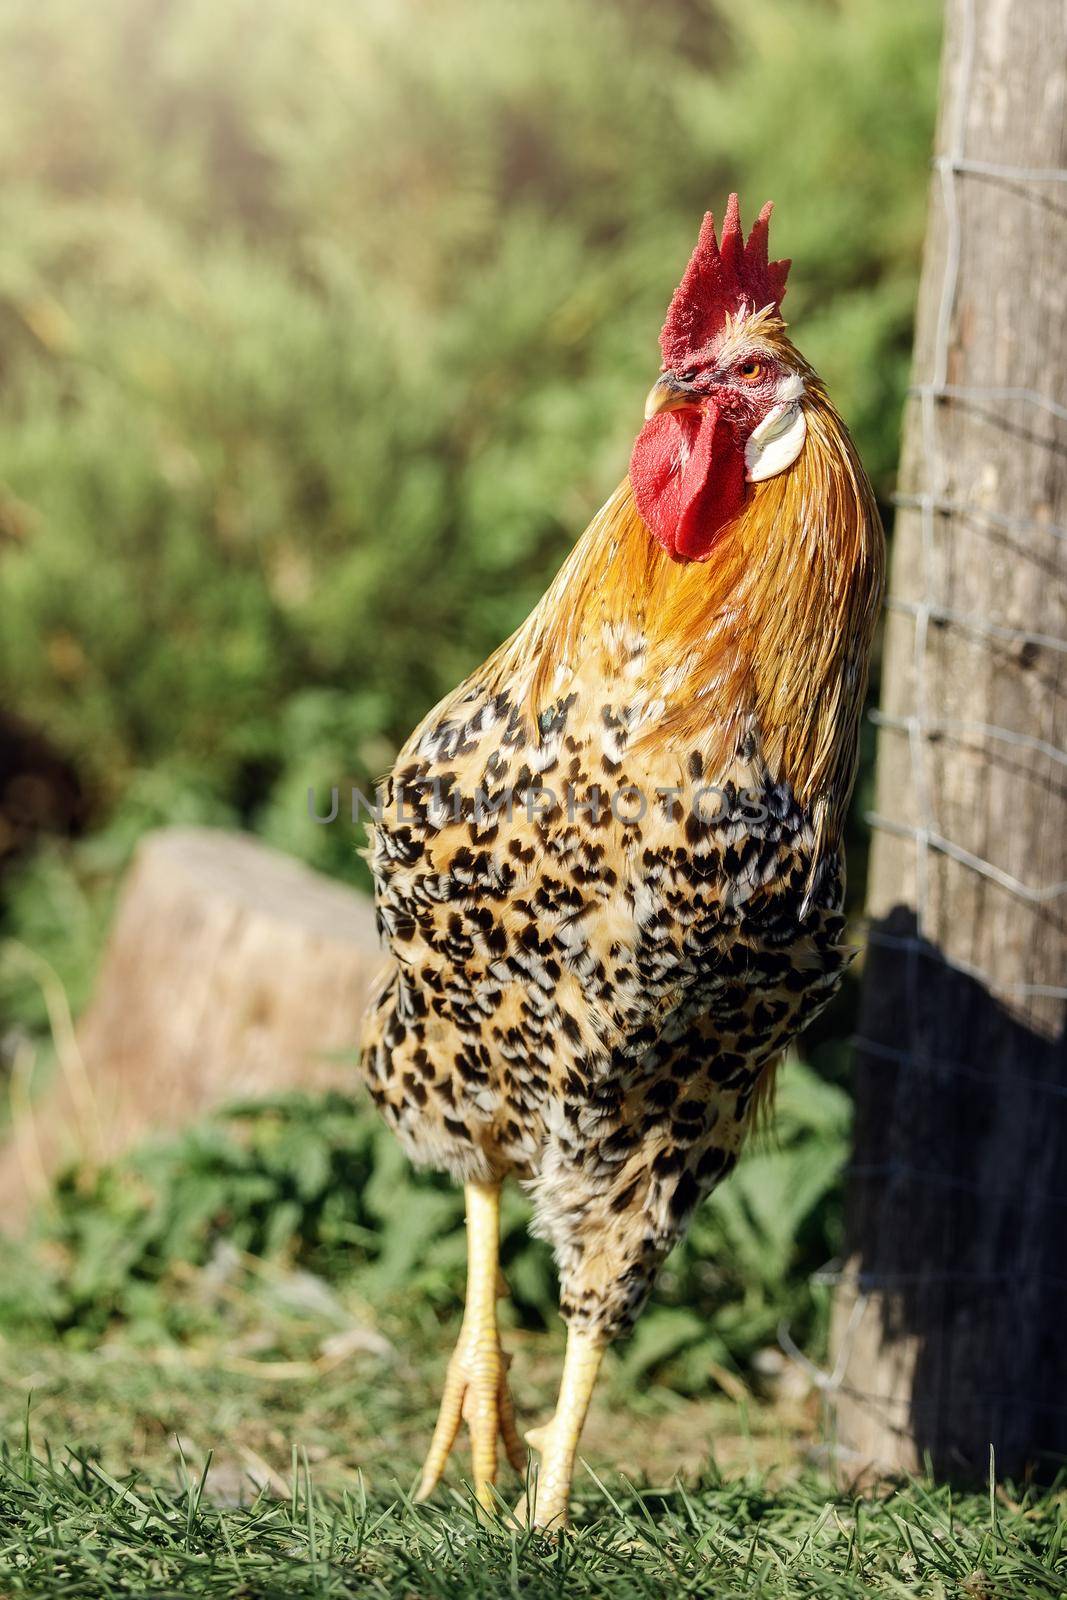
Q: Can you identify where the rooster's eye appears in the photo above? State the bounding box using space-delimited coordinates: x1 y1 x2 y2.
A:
737 359 764 382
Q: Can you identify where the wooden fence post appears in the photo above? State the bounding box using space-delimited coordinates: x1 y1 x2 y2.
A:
830 0 1067 1478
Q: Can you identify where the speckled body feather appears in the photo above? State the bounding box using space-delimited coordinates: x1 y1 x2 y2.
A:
361 328 883 1340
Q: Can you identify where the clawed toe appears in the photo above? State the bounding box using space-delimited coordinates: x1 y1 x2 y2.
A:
415 1339 525 1509
524 1418 552 1452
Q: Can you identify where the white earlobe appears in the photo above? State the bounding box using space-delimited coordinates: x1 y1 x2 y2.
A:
744 402 807 482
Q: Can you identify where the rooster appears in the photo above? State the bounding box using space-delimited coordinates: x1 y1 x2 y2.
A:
361 196 883 1527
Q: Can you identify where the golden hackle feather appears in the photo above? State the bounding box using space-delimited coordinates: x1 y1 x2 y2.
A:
482 321 884 857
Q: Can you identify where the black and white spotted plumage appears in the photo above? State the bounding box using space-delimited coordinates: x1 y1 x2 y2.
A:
360 507 858 1338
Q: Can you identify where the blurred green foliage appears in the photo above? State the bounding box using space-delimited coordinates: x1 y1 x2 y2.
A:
0 0 939 928
0 1055 848 1386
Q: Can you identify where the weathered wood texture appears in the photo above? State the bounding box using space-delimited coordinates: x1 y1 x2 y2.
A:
0 828 384 1225
831 0 1067 1477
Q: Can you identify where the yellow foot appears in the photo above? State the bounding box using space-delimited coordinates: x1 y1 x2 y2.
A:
414 1180 524 1511
514 1410 572 1530
512 1415 555 1528
415 1334 525 1509
513 1329 605 1530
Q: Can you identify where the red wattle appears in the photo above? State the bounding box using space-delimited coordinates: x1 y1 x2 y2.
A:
629 404 747 562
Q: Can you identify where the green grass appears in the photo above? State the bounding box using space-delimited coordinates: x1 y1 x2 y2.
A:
1 1283 1064 1597
2 1439 1064 1599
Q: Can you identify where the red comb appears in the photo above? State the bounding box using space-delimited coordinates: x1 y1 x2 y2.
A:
659 196 790 369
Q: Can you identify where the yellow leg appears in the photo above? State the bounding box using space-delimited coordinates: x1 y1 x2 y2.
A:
519 1326 604 1529
415 1181 525 1509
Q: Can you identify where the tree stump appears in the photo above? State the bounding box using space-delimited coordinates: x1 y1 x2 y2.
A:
0 827 385 1225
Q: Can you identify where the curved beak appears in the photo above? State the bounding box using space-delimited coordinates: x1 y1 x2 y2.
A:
644 374 701 420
